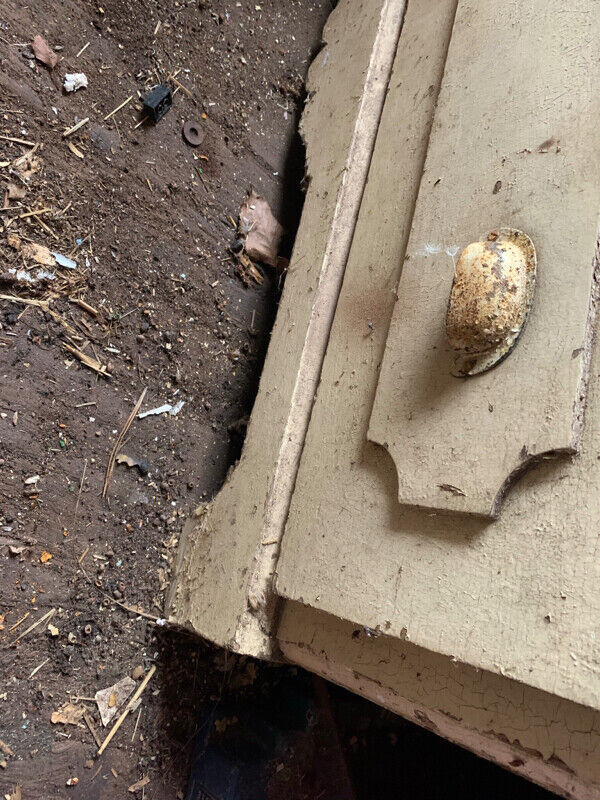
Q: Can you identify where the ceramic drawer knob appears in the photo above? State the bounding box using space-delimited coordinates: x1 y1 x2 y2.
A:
445 228 537 376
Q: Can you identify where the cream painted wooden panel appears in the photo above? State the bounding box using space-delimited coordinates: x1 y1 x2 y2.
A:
367 0 600 518
167 0 406 657
278 601 600 800
275 0 600 711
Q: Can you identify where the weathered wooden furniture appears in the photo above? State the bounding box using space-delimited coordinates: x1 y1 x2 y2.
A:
169 2 600 796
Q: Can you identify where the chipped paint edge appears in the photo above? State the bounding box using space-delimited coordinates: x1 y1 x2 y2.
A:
280 637 600 800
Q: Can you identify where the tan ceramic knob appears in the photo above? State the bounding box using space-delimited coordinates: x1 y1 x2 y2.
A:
446 228 536 376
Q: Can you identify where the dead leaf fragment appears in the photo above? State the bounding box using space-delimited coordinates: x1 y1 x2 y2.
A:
128 776 150 793
6 183 26 201
0 739 15 757
8 785 22 800
95 676 135 726
51 702 85 725
239 190 284 268
40 551 53 563
48 623 59 637
115 453 150 475
7 234 21 250
32 35 58 69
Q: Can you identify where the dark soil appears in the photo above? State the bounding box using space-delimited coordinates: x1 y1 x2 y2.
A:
0 1 333 796
0 2 560 799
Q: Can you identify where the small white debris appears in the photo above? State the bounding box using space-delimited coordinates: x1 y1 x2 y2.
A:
8 268 55 283
169 400 185 416
24 475 40 485
64 72 88 92
53 252 78 270
8 269 35 284
138 404 172 419
37 269 56 280
95 676 136 727
138 401 184 419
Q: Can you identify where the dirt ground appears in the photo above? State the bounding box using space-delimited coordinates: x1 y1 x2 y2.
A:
0 1 334 797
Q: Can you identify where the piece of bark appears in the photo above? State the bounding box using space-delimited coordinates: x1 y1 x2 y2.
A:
21 243 55 267
32 35 58 69
239 191 284 268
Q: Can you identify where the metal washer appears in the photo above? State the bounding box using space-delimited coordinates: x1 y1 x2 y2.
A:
182 121 204 147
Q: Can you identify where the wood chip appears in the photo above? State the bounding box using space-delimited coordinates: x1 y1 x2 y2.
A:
0 135 36 146
70 297 98 317
28 657 50 680
19 242 55 267
6 182 26 200
8 612 30 633
18 208 52 221
83 712 102 748
67 141 84 159
63 343 111 378
128 776 150 793
172 77 194 99
0 295 50 310
32 35 58 69
62 117 89 138
0 740 15 757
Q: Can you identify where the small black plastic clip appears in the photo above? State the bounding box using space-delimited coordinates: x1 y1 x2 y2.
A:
142 84 172 123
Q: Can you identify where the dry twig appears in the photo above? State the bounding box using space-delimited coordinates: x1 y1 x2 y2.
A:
102 388 147 499
13 608 55 645
63 343 111 378
63 118 89 138
97 665 156 755
104 95 133 121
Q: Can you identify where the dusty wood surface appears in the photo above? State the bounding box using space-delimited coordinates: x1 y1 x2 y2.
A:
276 0 600 714
279 601 600 800
368 0 600 517
167 0 406 656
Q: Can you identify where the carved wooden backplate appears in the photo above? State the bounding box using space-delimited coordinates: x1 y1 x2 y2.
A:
367 3 600 518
